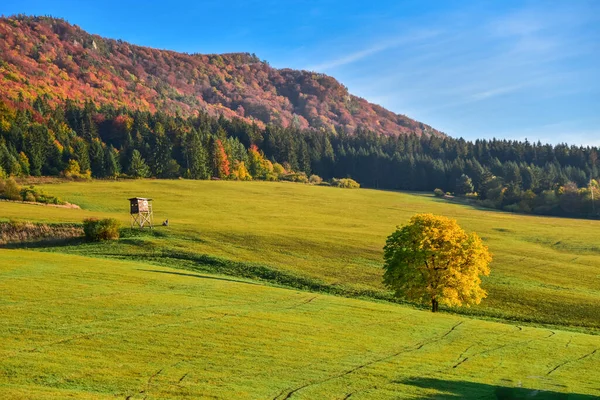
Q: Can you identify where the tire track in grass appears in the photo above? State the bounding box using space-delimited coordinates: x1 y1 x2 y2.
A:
451 344 476 369
177 372 189 384
452 329 556 370
140 367 164 400
351 327 557 399
2 295 304 358
273 321 464 400
122 295 321 399
444 323 524 372
126 360 188 399
546 348 599 376
565 336 573 348
286 296 317 310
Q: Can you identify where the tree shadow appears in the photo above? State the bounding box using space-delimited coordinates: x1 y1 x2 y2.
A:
398 377 597 399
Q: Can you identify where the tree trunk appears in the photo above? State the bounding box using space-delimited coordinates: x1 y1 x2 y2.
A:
431 299 439 313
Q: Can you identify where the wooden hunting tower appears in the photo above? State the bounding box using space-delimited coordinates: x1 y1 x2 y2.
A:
129 197 153 228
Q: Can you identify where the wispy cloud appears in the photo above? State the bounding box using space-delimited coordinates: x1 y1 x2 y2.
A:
283 1 599 145
305 30 440 72
469 83 532 101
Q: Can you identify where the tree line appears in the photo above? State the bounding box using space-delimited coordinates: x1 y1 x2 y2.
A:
0 96 599 217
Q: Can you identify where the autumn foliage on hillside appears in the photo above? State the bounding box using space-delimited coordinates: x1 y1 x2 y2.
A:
0 15 441 137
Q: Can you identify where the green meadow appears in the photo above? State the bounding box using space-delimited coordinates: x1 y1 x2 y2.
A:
8 179 600 329
1 180 600 398
2 250 600 399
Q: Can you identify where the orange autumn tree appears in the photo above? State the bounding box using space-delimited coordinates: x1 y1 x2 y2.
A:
211 139 230 179
383 214 492 312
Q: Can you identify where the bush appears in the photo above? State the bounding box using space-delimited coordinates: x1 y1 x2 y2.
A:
455 174 474 196
503 204 521 213
0 180 64 204
20 185 63 205
24 192 36 202
433 188 445 197
264 172 279 181
309 174 323 185
331 178 360 189
62 160 91 181
480 199 498 209
281 172 309 183
2 178 22 201
272 163 286 177
83 218 120 241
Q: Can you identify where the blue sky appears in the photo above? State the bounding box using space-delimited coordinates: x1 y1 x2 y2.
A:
2 0 599 145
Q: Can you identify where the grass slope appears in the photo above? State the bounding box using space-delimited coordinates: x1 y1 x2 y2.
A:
1 250 599 399
1 180 597 330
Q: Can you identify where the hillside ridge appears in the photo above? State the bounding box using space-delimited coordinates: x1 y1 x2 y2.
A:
0 15 443 137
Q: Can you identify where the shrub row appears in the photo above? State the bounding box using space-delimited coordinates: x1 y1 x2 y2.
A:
331 178 360 189
0 178 64 204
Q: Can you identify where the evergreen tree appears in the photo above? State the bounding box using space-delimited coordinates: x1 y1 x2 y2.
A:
149 124 174 177
503 162 522 186
478 171 499 200
89 139 106 177
72 139 91 173
184 131 209 180
104 145 121 178
25 123 49 176
521 166 539 191
298 139 311 175
128 149 150 178
455 174 474 196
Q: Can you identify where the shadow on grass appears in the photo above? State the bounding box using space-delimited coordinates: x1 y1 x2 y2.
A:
0 236 85 249
137 268 262 286
399 377 597 399
119 227 169 239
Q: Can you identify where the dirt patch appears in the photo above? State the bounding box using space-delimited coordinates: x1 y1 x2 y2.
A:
0 221 83 244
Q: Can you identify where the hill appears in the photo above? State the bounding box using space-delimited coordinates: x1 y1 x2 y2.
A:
0 15 442 137
2 179 600 331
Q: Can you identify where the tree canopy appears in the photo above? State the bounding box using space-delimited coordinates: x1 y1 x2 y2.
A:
383 214 492 312
1 94 599 218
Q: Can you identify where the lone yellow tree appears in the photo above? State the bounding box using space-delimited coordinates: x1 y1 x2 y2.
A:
383 213 492 312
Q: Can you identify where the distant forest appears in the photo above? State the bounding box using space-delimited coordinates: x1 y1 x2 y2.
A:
1 97 599 218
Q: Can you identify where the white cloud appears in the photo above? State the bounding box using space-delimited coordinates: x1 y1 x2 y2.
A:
469 82 532 101
305 30 440 72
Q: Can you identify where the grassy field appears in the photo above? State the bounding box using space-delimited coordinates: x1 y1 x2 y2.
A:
2 179 598 330
1 250 599 399
1 180 600 398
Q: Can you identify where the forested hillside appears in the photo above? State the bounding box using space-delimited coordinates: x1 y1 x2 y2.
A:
0 15 441 137
0 98 599 218
1 15 599 219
